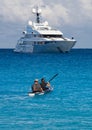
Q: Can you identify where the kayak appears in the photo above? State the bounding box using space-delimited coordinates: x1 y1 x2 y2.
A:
28 91 44 97
28 87 53 97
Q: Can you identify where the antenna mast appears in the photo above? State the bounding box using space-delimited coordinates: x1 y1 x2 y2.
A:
32 6 41 23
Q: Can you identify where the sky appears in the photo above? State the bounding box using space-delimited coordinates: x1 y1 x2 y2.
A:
0 0 92 48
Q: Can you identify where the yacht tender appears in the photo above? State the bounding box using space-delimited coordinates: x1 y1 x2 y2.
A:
14 7 76 53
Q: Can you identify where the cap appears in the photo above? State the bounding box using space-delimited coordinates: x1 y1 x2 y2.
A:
34 79 38 82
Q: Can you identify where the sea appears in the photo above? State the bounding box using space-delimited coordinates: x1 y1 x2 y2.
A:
0 49 92 130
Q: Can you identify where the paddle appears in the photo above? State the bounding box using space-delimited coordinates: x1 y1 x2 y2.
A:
48 73 58 82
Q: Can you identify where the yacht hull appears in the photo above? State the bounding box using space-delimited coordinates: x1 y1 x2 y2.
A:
14 40 76 53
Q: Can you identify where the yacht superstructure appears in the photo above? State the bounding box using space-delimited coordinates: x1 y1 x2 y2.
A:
14 7 76 53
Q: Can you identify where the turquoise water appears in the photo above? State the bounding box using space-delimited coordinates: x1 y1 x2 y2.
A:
0 49 92 130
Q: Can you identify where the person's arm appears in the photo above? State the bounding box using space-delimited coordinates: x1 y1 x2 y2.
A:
39 84 44 92
41 87 44 92
32 85 37 92
46 82 50 87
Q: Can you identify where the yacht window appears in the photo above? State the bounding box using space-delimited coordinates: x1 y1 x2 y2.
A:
42 35 62 38
25 34 32 38
35 42 43 45
35 35 38 37
38 27 49 30
45 41 50 44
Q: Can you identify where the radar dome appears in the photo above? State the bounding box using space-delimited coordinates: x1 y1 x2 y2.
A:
44 21 48 26
28 21 32 26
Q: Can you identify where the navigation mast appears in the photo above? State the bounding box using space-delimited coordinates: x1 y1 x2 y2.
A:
32 6 41 23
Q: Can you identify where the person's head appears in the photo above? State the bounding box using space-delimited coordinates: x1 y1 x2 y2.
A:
34 79 38 84
41 78 45 82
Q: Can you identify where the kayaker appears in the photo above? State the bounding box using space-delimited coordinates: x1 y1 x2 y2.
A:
40 78 50 91
32 79 43 93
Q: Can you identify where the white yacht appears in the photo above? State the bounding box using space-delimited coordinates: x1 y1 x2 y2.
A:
14 7 76 53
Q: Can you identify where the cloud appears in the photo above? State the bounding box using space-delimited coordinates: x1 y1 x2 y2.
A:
80 0 92 19
0 0 92 26
42 4 70 26
0 0 44 22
